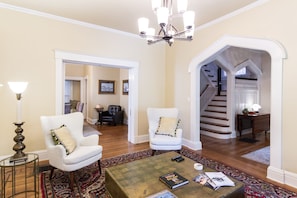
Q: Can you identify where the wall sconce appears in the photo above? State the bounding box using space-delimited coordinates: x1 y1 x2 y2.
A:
8 81 28 162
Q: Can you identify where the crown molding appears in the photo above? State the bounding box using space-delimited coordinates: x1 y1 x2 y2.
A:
0 2 138 38
196 0 270 31
0 0 270 40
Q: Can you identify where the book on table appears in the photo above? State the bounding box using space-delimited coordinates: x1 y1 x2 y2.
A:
159 172 189 189
193 171 235 190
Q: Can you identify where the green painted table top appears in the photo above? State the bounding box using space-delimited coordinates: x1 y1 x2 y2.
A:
105 152 244 198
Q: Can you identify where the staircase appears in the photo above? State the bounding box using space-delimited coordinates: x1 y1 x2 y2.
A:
200 79 232 139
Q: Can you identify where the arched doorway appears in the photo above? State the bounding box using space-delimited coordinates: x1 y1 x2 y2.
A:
188 35 286 184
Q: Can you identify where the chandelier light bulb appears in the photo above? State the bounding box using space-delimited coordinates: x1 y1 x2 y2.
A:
157 7 169 25
138 0 195 46
183 10 195 29
138 17 149 34
146 28 156 41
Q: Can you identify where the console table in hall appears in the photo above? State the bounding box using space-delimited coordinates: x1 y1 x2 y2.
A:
237 113 270 139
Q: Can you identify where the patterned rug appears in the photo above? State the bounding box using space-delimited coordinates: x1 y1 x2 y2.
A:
241 146 270 165
40 148 297 198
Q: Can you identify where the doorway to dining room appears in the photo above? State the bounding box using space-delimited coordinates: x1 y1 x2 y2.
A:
55 50 139 144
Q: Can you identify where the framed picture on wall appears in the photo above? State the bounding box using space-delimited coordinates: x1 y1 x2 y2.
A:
122 80 129 95
99 80 115 94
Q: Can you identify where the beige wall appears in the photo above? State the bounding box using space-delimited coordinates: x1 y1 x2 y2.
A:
1 0 296 178
0 7 165 156
168 0 297 173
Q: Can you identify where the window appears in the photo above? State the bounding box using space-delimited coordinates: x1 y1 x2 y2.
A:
236 67 246 76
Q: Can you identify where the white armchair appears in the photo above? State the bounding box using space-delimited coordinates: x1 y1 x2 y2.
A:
147 108 183 155
40 112 103 189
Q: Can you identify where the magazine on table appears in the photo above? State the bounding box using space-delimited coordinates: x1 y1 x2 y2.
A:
159 172 189 189
193 171 235 190
146 190 177 198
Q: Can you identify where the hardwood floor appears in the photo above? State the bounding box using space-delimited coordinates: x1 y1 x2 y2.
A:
4 123 297 197
96 124 297 193
96 124 149 159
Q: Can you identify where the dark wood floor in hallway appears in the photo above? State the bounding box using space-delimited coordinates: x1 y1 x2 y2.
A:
96 124 297 193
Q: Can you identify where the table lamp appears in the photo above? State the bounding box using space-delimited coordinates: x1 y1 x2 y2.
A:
8 82 28 162
252 104 261 113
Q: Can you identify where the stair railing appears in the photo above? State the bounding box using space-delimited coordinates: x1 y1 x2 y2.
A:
200 85 216 113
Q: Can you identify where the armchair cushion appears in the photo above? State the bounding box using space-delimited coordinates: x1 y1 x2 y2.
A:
51 125 76 155
155 117 180 137
64 146 102 164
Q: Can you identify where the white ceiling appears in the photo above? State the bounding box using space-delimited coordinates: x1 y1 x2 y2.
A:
0 0 258 35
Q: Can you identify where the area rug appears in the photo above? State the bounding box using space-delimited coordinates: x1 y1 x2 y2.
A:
40 148 297 198
242 146 270 165
83 123 102 136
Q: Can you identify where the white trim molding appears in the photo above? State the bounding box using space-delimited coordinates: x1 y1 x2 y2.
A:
55 50 139 144
188 35 289 186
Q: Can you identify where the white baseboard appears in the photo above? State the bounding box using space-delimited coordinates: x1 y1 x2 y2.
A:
86 117 97 125
267 166 297 189
135 134 149 144
35 150 48 161
182 138 202 150
284 170 297 188
267 165 285 184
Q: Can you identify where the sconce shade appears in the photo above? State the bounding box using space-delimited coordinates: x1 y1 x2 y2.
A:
8 82 28 94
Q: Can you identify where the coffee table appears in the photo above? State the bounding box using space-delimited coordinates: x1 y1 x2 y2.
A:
105 152 244 198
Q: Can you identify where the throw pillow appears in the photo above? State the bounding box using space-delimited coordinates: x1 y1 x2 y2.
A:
51 125 76 155
155 117 180 137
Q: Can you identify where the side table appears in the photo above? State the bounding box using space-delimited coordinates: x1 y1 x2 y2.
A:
237 113 270 139
0 153 39 198
95 107 104 125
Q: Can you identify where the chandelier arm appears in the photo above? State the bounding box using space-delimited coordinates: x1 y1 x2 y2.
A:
138 0 194 46
148 38 164 45
171 25 179 33
172 28 192 37
152 35 163 39
159 24 167 36
174 37 193 41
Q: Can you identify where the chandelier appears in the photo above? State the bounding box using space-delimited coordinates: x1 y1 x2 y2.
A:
138 0 195 46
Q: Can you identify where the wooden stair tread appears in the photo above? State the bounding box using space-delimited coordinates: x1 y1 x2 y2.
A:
205 109 226 113
201 115 228 121
200 121 229 127
200 127 232 134
208 104 226 107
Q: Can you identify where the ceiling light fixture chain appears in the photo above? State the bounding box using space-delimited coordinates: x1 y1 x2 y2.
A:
138 0 195 46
